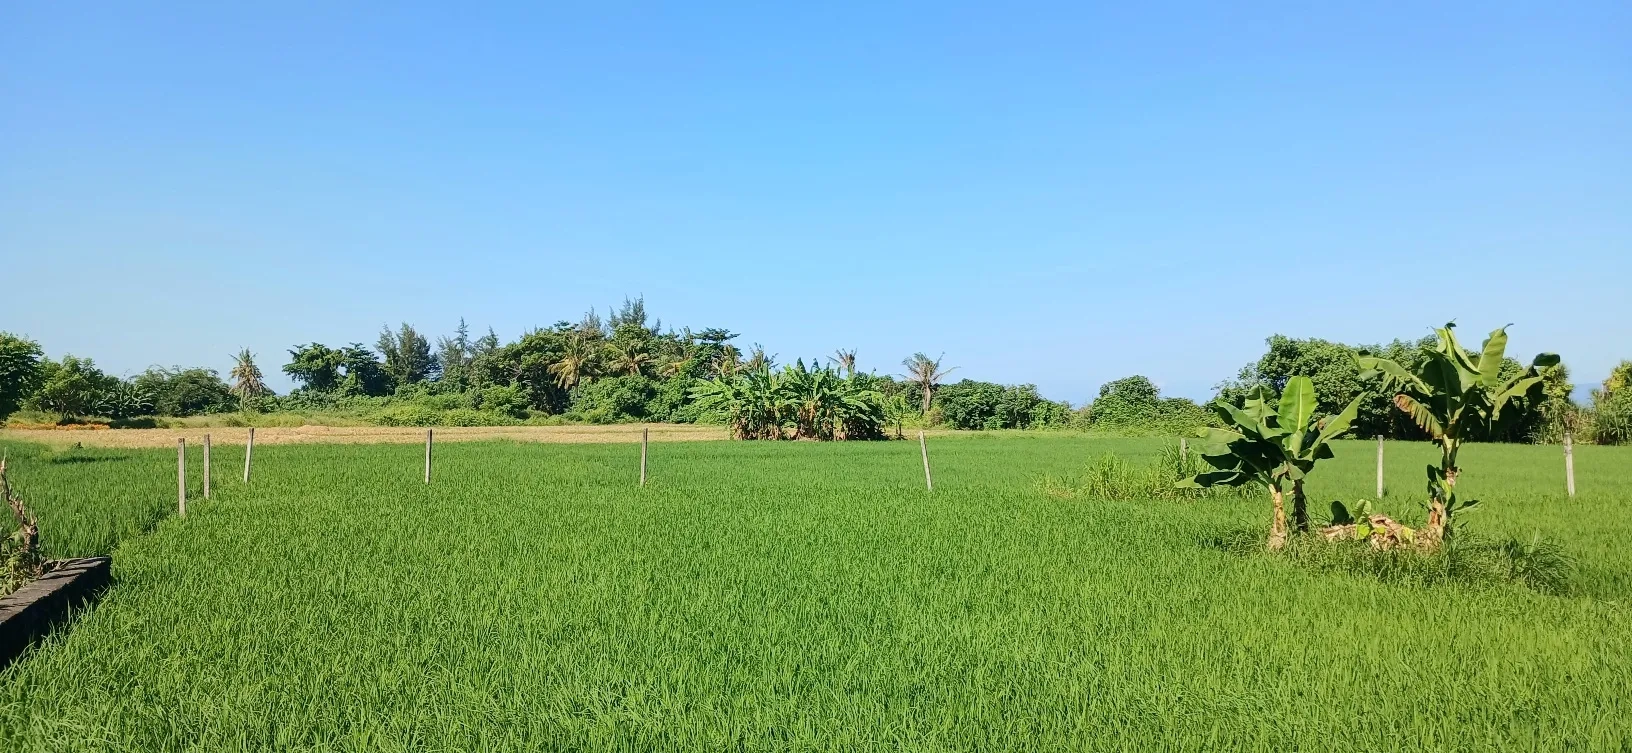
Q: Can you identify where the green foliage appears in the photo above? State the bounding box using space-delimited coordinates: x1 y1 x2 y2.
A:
1587 361 1632 445
228 349 269 406
434 319 474 393
472 384 530 419
337 344 391 397
1358 323 1560 537
1219 332 1569 444
282 343 344 392
1590 387 1632 446
692 363 886 440
133 367 235 417
1185 377 1360 491
935 380 1070 430
1043 445 1257 501
1084 376 1214 435
3 436 1629 749
377 323 437 387
569 375 657 424
0 332 45 420
96 381 155 420
1184 377 1360 546
26 355 117 418
900 352 955 414
1214 527 1573 595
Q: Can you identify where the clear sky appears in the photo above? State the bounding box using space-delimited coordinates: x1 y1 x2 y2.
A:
3 2 1628 403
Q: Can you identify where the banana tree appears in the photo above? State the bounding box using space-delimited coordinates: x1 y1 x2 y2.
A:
1356 323 1559 545
1180 376 1361 549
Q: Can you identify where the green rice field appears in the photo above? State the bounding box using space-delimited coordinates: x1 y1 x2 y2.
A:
2 434 1630 751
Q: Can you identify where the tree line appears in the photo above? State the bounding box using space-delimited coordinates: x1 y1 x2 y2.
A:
1 299 1628 443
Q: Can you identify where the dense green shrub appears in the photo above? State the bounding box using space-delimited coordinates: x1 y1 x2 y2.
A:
133 367 235 416
1591 389 1632 446
1082 376 1214 435
473 385 530 418
0 333 44 421
569 376 656 424
935 380 1069 430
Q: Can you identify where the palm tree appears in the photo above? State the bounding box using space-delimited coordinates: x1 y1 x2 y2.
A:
713 344 742 378
901 352 956 414
744 343 774 372
549 336 597 390
604 341 654 377
229 349 268 407
830 349 857 378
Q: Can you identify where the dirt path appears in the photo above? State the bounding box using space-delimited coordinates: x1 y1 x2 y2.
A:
0 423 730 448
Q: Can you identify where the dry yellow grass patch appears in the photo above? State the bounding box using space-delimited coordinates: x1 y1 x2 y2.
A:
0 423 729 449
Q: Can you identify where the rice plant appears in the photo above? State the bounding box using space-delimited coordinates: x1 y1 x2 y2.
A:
0 435 1629 750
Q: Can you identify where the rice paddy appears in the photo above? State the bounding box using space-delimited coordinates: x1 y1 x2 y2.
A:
2 434 1630 751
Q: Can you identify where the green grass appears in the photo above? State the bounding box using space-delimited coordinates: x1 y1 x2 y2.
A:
1 435 1630 750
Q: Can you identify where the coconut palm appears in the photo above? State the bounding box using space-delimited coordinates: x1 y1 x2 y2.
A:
830 349 857 378
604 340 654 377
713 344 742 378
549 335 597 390
744 343 774 372
901 352 956 414
229 349 268 407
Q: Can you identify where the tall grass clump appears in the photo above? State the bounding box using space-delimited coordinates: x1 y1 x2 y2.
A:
1210 525 1575 595
1042 444 1259 501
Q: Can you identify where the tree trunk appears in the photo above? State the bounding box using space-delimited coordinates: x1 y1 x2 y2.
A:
921 385 932 415
1291 480 1310 534
1268 486 1289 551
1422 466 1457 546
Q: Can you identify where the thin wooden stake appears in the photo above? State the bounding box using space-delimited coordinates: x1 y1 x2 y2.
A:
1179 437 1187 457
177 438 186 518
243 427 255 483
639 427 649 487
919 430 933 491
203 433 212 499
1565 432 1576 497
424 428 433 484
1376 436 1385 499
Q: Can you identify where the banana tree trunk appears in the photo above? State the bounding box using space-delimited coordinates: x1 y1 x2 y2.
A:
1291 479 1310 534
1422 466 1458 546
1422 438 1460 547
1268 485 1289 551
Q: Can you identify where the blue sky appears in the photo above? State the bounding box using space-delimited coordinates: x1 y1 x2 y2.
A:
2 1 1627 404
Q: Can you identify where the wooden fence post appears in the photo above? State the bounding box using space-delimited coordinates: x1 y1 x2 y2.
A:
919 430 933 491
1565 433 1576 497
243 427 255 483
203 433 211 499
640 427 649 487
1179 437 1187 457
424 428 433 484
177 438 186 518
1376 436 1385 499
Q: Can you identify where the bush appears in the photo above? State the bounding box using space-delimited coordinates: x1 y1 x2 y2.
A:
474 385 529 418
133 367 235 416
1209 528 1574 595
646 376 701 423
1083 376 1215 436
568 376 656 423
1589 390 1632 445
1041 446 1258 501
371 405 442 427
935 380 1071 430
